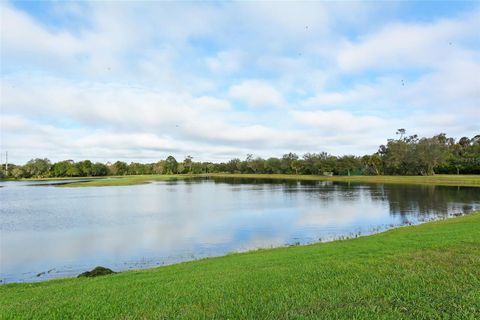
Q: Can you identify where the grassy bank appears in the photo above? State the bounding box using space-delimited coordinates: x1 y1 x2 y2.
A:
208 173 480 187
3 176 104 181
56 173 480 187
57 174 193 187
1 213 479 319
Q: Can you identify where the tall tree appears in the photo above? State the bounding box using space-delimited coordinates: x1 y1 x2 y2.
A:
110 161 128 175
24 158 51 178
183 156 193 173
165 156 178 174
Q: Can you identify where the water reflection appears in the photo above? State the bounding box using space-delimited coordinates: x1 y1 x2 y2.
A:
0 178 479 283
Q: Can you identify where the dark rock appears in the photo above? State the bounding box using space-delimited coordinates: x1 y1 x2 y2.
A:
78 266 116 278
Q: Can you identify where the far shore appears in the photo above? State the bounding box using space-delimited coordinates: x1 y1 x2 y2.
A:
3 173 478 187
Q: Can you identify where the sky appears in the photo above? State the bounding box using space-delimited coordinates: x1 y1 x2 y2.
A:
1 1 479 164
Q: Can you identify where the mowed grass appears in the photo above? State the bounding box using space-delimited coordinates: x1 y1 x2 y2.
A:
1 213 479 319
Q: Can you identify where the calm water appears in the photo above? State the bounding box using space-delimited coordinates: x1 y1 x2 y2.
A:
1 178 479 283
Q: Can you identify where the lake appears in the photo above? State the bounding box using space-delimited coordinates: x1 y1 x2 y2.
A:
1 178 479 283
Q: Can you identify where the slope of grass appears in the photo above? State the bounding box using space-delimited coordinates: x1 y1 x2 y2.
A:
1 213 479 319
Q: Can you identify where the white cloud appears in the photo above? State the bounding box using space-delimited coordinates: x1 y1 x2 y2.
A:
229 80 284 107
297 204 386 227
206 51 243 74
337 9 480 72
292 110 387 134
0 3 82 58
404 60 480 110
193 96 232 110
1 2 479 164
1 78 314 162
303 84 378 107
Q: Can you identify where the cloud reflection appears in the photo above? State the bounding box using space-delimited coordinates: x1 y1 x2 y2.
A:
1 179 479 282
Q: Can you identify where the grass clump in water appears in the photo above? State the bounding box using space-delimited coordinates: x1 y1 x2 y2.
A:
78 266 116 278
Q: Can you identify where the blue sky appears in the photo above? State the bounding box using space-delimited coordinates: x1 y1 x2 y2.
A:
1 1 479 164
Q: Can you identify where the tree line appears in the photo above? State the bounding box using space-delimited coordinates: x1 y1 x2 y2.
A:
1 131 479 179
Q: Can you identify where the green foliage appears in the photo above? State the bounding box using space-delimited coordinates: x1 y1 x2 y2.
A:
379 133 479 175
127 162 154 175
77 160 93 176
2 132 478 180
51 160 74 177
165 156 177 174
153 160 166 174
265 157 281 174
109 161 128 175
183 155 193 173
362 154 383 175
91 162 108 176
23 158 51 178
10 166 25 179
226 158 241 173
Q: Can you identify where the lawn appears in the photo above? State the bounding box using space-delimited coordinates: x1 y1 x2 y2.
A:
1 212 479 319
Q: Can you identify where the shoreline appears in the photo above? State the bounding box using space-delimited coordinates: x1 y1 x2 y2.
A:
2 173 477 187
69 173 480 188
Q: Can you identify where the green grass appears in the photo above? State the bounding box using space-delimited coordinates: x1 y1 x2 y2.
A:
58 174 194 187
1 213 479 319
56 173 480 188
2 176 109 182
